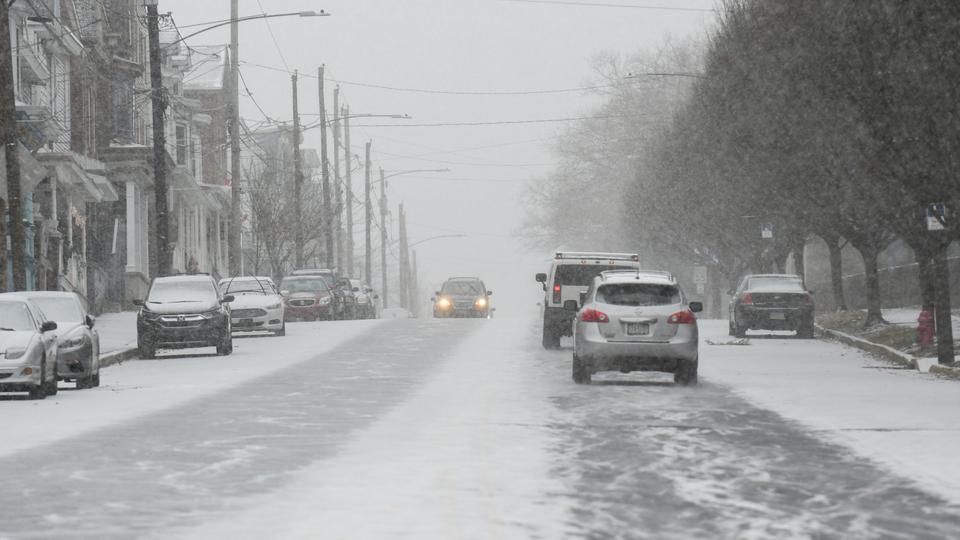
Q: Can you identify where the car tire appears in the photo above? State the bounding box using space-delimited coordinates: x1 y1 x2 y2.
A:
797 319 815 339
728 320 735 336
275 323 286 337
28 358 48 400
217 333 233 355
734 322 747 338
674 360 699 386
542 324 561 349
139 341 156 359
45 360 59 396
572 354 591 384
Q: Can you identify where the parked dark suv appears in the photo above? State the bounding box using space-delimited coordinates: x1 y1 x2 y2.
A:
729 274 815 338
136 274 234 358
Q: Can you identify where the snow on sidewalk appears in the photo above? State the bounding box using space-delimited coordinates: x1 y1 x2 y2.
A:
701 319 960 506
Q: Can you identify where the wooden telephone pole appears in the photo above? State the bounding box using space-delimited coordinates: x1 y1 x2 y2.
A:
344 107 354 277
332 87 343 271
364 141 372 284
0 0 25 290
318 66 333 268
292 71 304 268
147 2 171 277
379 168 388 308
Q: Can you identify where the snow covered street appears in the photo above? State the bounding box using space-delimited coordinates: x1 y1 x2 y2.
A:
1 314 959 539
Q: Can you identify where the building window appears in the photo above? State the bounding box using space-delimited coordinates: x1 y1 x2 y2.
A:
175 125 187 165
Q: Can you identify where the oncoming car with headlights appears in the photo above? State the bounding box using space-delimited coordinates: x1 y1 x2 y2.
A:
350 279 379 319
220 276 286 336
570 270 701 386
433 277 492 318
0 297 59 399
135 274 234 358
3 292 100 389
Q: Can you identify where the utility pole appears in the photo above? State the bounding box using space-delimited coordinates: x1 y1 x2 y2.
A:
332 86 342 271
318 66 333 269
147 2 171 277
379 168 388 309
292 70 304 268
0 0 25 290
228 0 241 276
344 106 354 277
411 249 419 317
364 140 372 284
398 203 409 309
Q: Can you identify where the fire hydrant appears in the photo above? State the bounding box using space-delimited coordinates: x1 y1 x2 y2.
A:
917 309 935 348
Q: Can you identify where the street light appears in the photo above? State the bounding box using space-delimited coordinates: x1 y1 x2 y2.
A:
163 11 328 49
378 168 451 186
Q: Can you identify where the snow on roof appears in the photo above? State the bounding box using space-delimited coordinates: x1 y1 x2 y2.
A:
184 45 228 91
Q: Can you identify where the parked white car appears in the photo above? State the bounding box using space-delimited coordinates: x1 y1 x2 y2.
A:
219 277 286 336
0 297 60 399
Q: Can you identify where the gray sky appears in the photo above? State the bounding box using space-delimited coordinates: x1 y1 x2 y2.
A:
167 0 717 310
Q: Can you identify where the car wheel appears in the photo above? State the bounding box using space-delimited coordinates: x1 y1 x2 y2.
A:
275 323 286 337
45 359 59 396
797 319 815 339
217 333 233 355
728 320 735 336
28 358 48 400
572 354 591 384
674 360 698 386
542 324 561 350
734 322 747 338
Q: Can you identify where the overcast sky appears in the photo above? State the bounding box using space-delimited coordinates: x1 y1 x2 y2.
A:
167 0 718 311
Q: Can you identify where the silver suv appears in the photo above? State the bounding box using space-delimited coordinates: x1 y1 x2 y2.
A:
569 270 702 385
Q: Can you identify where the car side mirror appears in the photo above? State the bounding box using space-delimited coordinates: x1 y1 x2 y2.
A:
132 299 144 306
430 297 436 302
808 290 815 295
535 273 547 283
434 291 441 297
486 290 493 296
563 300 579 312
41 321 58 333
689 302 704 313
221 295 235 303
85 314 96 329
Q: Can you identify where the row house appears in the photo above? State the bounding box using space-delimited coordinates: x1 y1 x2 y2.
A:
1 0 234 311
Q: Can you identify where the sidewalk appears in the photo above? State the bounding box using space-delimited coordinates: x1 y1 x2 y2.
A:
96 311 139 365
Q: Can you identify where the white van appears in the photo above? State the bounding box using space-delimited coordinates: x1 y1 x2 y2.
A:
535 252 640 349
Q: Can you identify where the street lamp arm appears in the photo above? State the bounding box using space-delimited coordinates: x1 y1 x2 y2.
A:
379 169 451 182
408 234 468 248
165 11 329 49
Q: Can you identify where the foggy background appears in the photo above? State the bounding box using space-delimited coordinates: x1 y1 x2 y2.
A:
167 0 717 313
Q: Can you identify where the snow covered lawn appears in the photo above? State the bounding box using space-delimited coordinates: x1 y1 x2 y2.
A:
701 319 960 505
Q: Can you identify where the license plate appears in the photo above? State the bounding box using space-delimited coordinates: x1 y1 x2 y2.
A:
769 312 785 320
627 323 649 335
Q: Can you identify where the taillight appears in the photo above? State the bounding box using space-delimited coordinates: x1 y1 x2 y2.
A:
580 308 609 323
740 292 754 305
668 310 696 325
552 283 561 304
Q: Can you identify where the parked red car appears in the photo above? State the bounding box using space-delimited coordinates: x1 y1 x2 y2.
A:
279 275 338 321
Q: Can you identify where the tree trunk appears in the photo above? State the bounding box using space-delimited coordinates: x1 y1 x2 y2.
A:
862 246 885 327
0 198 6 293
916 251 936 312
827 237 847 311
932 247 955 365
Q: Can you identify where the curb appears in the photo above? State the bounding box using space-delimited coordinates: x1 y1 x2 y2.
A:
930 364 960 380
815 324 918 370
99 347 139 368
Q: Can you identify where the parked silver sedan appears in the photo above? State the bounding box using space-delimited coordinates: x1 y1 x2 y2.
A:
569 270 702 385
6 292 101 388
0 298 60 399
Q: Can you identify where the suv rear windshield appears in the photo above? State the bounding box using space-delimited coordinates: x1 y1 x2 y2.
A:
556 265 635 286
442 281 484 295
596 283 681 306
222 279 274 295
746 277 804 293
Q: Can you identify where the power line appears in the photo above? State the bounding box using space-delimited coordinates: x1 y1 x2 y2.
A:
255 0 291 73
500 0 716 12
351 115 617 128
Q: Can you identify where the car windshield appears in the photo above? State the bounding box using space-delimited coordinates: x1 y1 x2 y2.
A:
556 265 636 286
28 297 82 322
596 283 681 306
281 277 331 293
222 279 274 295
747 277 805 293
147 280 217 304
0 302 35 331
441 281 483 295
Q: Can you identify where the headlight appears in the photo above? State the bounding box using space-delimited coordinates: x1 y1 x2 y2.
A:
200 309 222 319
475 297 487 308
267 302 281 310
318 295 332 305
62 335 89 349
437 297 452 308
140 309 161 320
4 347 26 360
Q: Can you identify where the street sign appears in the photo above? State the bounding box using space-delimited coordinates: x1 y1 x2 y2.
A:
761 223 774 239
927 203 947 231
693 266 708 284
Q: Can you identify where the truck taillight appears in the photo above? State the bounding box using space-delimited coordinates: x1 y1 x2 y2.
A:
580 308 609 323
740 292 754 305
553 284 561 304
667 310 696 325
